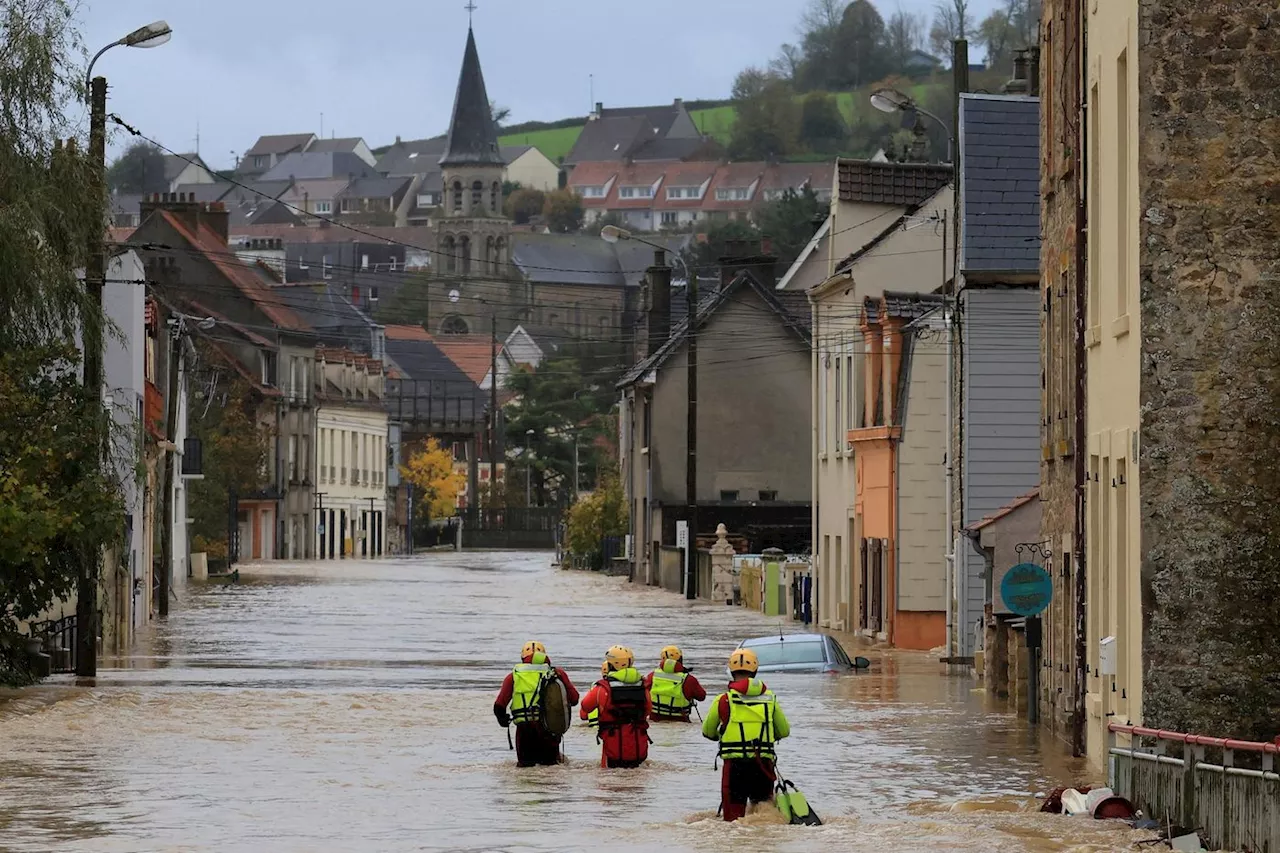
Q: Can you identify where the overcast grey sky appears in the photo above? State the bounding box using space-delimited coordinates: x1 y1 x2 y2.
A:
80 0 1005 170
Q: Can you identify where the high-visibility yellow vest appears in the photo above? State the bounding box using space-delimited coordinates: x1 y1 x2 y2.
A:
511 660 551 724
650 660 692 719
717 681 778 761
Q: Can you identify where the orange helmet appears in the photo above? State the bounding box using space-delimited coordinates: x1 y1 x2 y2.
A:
659 645 683 664
604 645 634 672
728 648 759 676
521 640 546 661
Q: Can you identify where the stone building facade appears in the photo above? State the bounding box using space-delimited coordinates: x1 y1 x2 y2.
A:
1135 1 1280 746
1038 0 1085 753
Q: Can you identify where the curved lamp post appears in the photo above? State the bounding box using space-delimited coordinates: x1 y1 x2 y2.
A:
87 20 172 94
870 86 954 164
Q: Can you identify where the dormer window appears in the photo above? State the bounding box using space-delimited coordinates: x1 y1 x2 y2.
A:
715 187 751 201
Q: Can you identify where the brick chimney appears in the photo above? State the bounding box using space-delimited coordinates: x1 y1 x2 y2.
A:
139 193 230 245
645 249 672 357
718 237 778 290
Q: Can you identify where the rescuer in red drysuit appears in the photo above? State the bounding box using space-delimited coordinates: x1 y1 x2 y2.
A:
493 640 579 767
642 644 707 722
579 645 652 768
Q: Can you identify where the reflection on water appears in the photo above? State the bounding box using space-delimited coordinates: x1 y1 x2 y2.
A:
0 552 1144 852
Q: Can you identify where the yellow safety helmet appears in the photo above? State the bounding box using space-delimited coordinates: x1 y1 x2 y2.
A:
728 648 759 676
600 660 610 676
604 645 634 671
659 645 683 664
521 640 546 660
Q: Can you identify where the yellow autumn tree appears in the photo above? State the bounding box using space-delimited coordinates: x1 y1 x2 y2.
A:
399 438 467 520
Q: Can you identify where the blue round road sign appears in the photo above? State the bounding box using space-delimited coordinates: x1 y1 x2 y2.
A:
1001 562 1053 617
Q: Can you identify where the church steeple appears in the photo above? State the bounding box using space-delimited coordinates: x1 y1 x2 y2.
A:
439 28 504 167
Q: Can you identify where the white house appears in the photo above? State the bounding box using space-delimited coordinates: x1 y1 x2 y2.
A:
313 346 389 559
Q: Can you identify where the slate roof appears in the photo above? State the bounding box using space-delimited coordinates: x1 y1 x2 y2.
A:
244 133 315 158
376 136 448 176
262 151 377 182
618 269 811 388
565 101 698 166
307 137 365 154
836 159 952 205
163 153 209 183
882 291 945 320
336 176 412 200
958 94 1040 275
382 337 481 390
267 282 374 335
510 233 625 287
170 181 232 203
439 28 505 167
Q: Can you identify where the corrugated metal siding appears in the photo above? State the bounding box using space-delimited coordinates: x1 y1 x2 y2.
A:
960 287 1041 653
897 335 948 612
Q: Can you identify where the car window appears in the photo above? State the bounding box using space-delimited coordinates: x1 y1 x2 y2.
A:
748 641 827 666
830 639 853 667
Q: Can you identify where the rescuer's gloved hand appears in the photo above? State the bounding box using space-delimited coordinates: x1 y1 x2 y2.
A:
495 708 510 728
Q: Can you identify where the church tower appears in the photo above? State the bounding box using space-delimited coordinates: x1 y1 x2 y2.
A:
434 26 512 335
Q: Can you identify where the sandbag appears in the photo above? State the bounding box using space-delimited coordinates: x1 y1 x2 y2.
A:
539 674 571 736
775 779 822 826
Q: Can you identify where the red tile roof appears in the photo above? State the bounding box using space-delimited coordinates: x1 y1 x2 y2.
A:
760 161 835 194
967 489 1041 532
602 161 670 210
383 324 432 341
185 300 274 348
703 162 766 211
836 159 952 205
158 210 309 331
566 162 620 209
433 335 495 385
652 161 718 210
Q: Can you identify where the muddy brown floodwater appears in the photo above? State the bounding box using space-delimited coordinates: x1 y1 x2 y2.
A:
0 552 1154 852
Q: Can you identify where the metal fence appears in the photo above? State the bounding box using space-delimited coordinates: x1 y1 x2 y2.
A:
1108 722 1280 851
28 614 79 674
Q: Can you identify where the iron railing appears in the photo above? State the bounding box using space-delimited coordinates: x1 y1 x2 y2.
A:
1108 722 1280 851
29 614 79 674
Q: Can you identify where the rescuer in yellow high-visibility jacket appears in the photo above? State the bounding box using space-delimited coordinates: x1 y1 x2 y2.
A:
643 645 706 722
701 648 791 821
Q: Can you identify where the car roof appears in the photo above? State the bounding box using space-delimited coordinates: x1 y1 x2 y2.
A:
740 634 829 646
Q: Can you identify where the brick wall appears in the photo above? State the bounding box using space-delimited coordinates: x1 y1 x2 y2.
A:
1138 0 1280 741
1039 0 1084 750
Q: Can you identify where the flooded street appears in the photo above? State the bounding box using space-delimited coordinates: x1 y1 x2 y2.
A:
1 552 1148 852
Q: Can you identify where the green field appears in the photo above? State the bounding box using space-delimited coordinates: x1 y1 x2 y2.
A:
500 73 1007 164
498 125 583 164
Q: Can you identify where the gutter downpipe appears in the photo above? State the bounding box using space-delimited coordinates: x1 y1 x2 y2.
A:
809 291 821 626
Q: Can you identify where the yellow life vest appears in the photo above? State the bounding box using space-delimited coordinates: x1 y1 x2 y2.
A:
649 659 692 719
587 707 599 729
510 659 552 724
717 680 778 761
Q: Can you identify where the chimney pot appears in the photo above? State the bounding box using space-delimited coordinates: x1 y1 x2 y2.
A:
595 101 603 114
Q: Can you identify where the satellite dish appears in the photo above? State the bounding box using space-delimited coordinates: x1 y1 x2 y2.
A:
448 289 460 303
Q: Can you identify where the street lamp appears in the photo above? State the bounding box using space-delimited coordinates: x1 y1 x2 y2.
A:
87 20 173 91
77 19 173 677
870 86 954 164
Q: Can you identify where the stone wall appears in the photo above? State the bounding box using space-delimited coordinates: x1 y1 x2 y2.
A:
1038 0 1084 750
1138 0 1280 741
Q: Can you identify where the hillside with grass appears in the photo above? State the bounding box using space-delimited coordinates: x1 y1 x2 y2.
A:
497 69 1009 165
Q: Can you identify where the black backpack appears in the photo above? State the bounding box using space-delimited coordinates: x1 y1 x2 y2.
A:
606 680 647 725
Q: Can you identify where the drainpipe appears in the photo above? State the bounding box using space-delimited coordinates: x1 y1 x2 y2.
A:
809 292 821 626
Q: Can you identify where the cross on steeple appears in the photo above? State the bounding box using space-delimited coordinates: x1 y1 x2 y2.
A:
464 1 477 25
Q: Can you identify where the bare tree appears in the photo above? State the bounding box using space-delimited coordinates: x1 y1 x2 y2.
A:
929 0 972 64
799 0 844 35
885 4 927 72
768 43 804 81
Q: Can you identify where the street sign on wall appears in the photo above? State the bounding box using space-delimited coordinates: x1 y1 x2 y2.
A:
1001 562 1053 617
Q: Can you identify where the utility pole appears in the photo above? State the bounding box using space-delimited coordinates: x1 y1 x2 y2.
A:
490 312 498 493
157 314 183 617
686 268 698 601
76 74 107 677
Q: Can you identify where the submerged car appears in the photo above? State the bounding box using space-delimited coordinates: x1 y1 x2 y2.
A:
736 633 870 674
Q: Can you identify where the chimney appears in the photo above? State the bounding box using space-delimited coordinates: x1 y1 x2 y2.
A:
646 248 672 357
673 97 684 110
1028 46 1042 97
140 191 229 243
718 237 778 290
594 101 603 118
1002 48 1032 94
201 201 229 245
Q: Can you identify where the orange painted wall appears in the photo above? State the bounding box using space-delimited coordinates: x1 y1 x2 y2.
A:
895 610 945 651
850 429 898 643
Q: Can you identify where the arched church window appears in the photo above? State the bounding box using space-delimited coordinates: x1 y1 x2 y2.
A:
485 236 495 274
459 236 471 275
442 235 456 273
452 181 463 212
490 181 500 213
440 314 470 335
494 237 506 274
471 180 483 210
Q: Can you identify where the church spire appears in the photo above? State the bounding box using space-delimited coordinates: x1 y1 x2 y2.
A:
439 27 504 167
